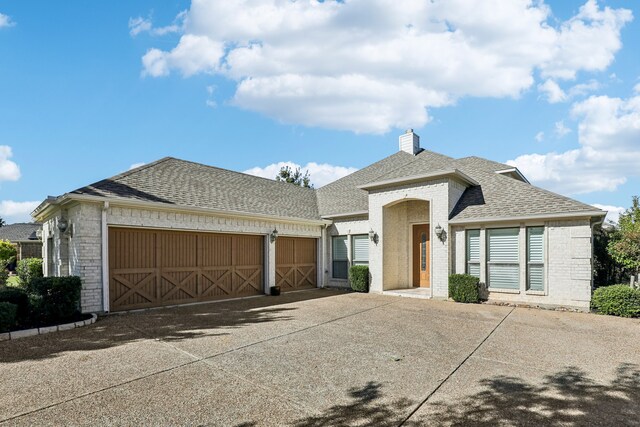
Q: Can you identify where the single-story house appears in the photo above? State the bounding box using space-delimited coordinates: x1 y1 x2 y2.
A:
0 222 42 262
32 130 605 313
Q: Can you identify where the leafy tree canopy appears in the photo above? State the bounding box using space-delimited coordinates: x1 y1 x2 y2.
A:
607 196 640 275
0 217 5 228
276 166 313 188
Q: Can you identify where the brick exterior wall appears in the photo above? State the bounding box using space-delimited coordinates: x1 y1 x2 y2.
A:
451 219 594 309
42 202 323 313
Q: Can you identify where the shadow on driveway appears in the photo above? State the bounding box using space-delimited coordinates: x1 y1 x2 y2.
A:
0 289 345 364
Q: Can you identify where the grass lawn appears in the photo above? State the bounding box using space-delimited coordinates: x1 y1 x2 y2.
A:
6 275 20 287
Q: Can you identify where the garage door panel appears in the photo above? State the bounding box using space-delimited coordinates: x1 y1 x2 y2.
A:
109 228 264 311
275 237 317 292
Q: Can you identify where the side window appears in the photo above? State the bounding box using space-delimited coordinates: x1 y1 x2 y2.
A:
466 229 480 278
352 235 369 266
332 236 348 279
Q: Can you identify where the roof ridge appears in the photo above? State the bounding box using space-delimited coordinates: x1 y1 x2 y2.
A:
164 157 318 193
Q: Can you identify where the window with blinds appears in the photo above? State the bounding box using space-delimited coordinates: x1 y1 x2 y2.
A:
466 229 480 278
487 228 520 290
332 236 348 279
352 235 369 266
527 227 544 292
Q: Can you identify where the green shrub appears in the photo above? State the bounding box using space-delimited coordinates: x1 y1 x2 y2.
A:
16 258 43 288
29 276 82 323
0 269 7 287
449 274 480 303
0 302 17 332
0 286 30 322
349 265 369 292
0 240 16 269
592 285 640 318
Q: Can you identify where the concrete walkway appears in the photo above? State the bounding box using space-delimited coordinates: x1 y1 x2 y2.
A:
1 289 638 426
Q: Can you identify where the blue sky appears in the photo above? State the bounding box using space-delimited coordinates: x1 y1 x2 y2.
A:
0 0 639 223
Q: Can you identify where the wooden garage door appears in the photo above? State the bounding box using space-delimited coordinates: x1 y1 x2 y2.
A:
109 228 263 311
275 237 317 291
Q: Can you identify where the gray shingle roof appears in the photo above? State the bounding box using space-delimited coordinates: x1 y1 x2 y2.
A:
0 223 41 242
71 157 320 221
68 151 602 224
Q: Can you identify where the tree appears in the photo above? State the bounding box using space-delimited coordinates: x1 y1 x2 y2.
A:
0 217 5 227
0 239 17 269
607 196 640 278
275 166 313 188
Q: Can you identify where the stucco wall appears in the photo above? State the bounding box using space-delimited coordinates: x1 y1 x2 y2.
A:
369 178 453 297
450 219 593 309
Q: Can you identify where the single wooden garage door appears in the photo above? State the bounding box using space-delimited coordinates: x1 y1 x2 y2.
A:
109 228 263 311
275 237 317 291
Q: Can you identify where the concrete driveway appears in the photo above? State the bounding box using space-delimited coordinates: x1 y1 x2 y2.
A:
1 289 639 426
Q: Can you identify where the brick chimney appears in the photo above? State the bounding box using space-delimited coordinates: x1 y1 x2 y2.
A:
399 129 420 155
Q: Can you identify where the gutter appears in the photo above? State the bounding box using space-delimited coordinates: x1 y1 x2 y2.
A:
449 210 607 225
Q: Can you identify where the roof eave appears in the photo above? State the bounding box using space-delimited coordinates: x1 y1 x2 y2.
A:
321 210 369 220
449 210 607 224
53 193 330 226
358 169 479 191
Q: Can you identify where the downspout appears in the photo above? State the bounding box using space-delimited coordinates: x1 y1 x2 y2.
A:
102 202 110 312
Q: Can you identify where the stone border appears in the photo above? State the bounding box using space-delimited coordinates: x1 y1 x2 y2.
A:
0 313 97 341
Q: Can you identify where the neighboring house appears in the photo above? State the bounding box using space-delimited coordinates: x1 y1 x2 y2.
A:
32 130 605 313
0 223 42 262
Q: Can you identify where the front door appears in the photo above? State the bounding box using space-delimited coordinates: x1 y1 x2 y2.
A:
412 224 430 288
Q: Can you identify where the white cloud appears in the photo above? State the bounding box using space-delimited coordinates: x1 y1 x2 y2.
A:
129 162 146 170
554 120 572 138
244 161 358 188
138 0 632 134
535 131 545 142
0 146 20 182
538 79 567 103
0 200 39 224
0 13 14 28
538 78 601 104
592 204 625 224
129 11 186 37
509 89 640 194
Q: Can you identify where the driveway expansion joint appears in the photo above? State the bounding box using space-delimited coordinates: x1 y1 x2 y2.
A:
397 306 516 426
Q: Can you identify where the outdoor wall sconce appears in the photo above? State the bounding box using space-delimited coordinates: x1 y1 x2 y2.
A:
57 218 69 233
369 229 379 244
35 229 43 241
270 228 279 243
435 224 446 242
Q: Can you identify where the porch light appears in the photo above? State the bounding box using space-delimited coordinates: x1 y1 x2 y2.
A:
369 229 379 244
435 224 445 241
270 228 279 243
57 218 69 233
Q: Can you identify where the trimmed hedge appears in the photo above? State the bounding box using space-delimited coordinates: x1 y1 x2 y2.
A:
0 302 17 333
16 258 43 288
349 265 369 293
592 285 640 318
29 276 82 323
0 286 30 322
449 274 480 303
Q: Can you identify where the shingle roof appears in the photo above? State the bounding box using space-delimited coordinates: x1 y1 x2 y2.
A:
0 223 41 242
71 157 320 221
67 151 602 224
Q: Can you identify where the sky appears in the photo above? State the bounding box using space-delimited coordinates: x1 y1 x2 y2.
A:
0 0 639 224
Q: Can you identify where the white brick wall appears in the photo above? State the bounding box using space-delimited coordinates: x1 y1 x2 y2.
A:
41 202 323 313
368 178 453 297
325 217 370 288
449 219 594 309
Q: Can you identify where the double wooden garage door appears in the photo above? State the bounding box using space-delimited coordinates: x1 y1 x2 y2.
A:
109 228 316 311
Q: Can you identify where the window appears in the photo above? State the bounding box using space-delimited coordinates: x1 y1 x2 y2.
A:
332 236 348 279
352 235 369 266
527 227 544 292
487 228 519 290
466 229 480 278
